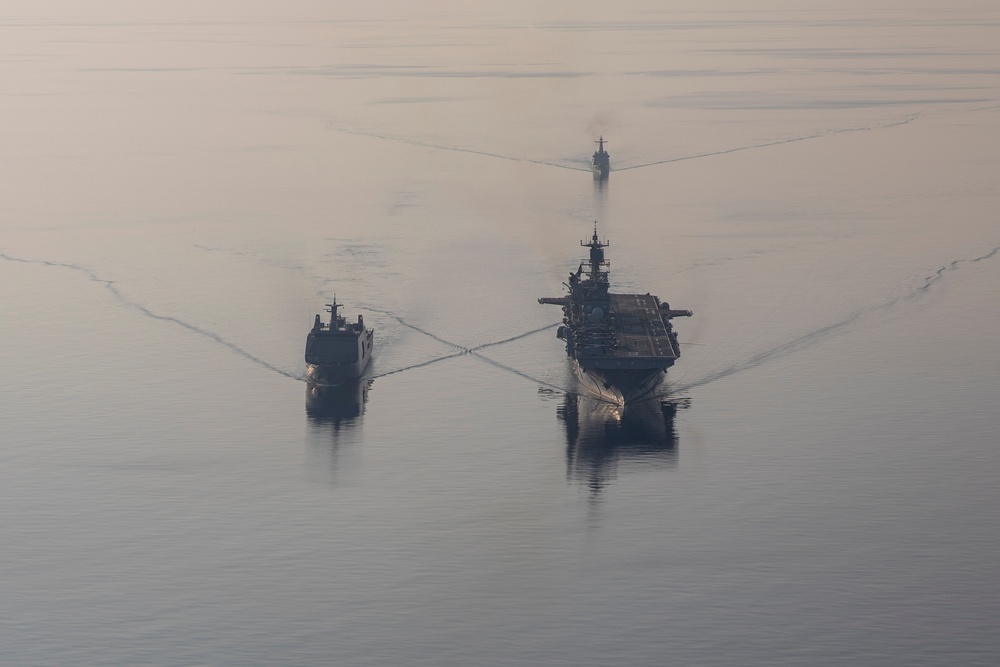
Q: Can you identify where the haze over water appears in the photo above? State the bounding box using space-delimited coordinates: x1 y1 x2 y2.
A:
2 2 999 665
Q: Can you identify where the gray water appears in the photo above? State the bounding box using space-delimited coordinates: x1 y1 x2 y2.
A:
3 2 1000 665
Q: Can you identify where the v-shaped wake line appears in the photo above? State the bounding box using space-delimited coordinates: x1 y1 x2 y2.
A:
358 304 560 354
11 242 995 395
367 351 466 380
329 110 931 179
357 306 564 384
615 115 920 172
330 104 997 182
0 252 307 382
356 304 468 352
470 352 573 394
915 246 998 294
328 123 590 172
667 309 868 394
364 346 570 392
0 250 560 388
468 322 562 351
667 244 1000 394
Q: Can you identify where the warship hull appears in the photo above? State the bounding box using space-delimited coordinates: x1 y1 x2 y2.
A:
305 355 371 386
574 364 667 404
540 226 691 405
305 300 374 386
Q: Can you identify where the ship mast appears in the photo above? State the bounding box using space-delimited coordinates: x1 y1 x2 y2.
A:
325 296 343 330
581 222 610 284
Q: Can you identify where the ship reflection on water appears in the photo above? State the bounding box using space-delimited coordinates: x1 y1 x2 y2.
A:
305 380 371 482
305 379 371 431
558 392 687 492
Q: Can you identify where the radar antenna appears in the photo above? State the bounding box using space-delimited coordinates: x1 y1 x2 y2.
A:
325 296 343 328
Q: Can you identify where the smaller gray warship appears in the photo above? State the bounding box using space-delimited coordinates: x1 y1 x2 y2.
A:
592 136 610 180
539 224 692 403
305 298 373 386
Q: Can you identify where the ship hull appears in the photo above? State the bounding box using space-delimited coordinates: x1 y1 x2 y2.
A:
306 353 371 386
574 362 666 404
305 329 373 386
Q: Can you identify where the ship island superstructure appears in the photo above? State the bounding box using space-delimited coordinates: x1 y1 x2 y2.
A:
539 225 692 403
305 298 373 386
592 136 610 180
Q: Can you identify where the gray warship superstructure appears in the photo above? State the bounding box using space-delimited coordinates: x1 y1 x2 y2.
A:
592 136 610 180
539 225 692 403
305 298 373 385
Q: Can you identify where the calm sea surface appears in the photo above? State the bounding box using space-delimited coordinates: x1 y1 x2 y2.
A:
2 2 999 665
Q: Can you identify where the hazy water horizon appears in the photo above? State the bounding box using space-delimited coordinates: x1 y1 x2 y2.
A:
2 3 999 665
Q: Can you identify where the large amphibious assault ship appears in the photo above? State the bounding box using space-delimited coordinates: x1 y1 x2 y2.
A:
539 225 692 403
305 299 373 385
592 136 610 180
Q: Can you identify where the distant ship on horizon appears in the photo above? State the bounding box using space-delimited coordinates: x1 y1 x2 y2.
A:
592 135 610 180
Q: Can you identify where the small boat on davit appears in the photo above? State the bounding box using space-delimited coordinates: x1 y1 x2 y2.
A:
305 298 373 386
539 224 692 404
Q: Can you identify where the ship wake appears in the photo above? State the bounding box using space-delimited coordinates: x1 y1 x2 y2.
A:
328 123 590 173
12 242 990 397
667 245 1000 394
0 252 308 382
360 306 569 390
